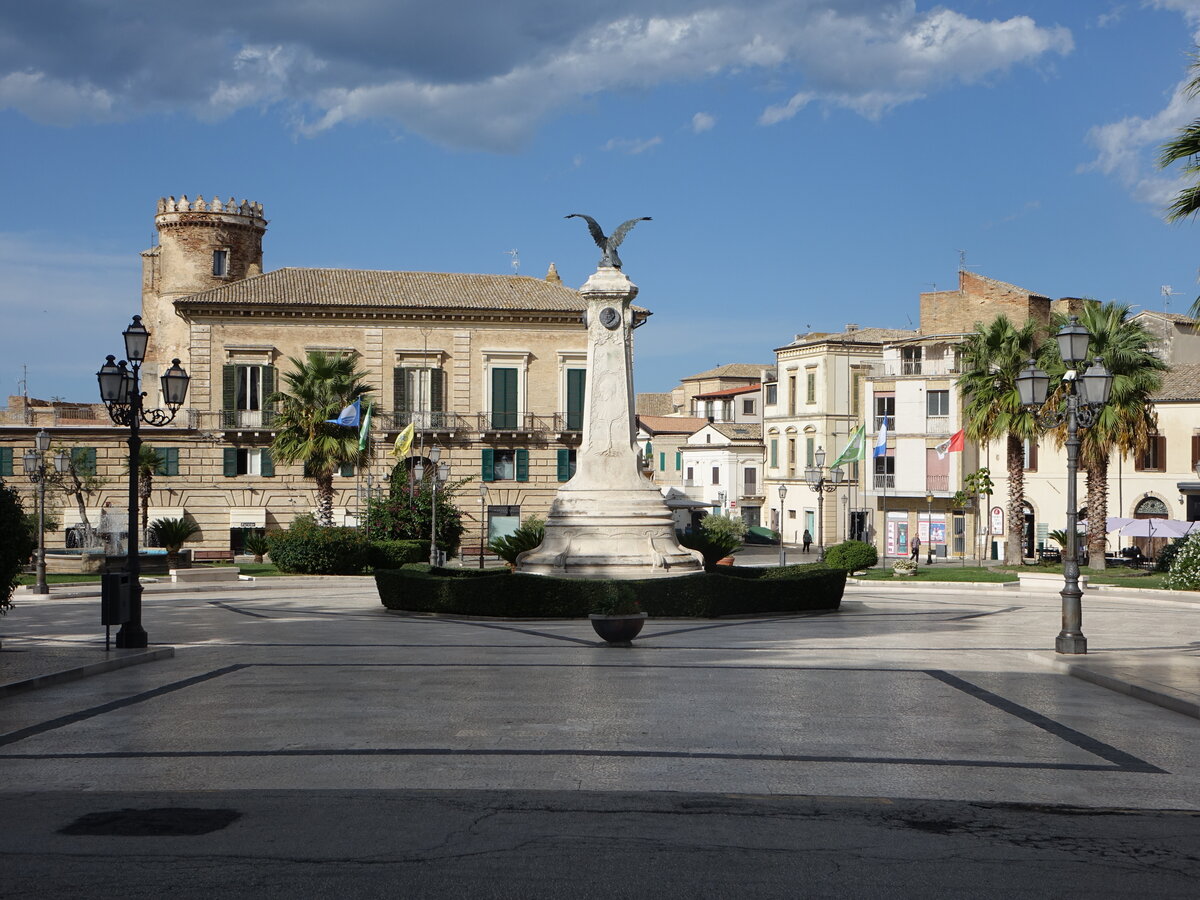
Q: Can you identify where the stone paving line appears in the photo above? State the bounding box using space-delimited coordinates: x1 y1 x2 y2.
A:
2 575 1198 721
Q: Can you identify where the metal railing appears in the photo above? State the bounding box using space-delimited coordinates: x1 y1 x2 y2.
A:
873 474 895 490
171 408 586 437
925 475 949 492
868 359 961 378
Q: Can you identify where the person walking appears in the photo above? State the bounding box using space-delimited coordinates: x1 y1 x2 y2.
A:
802 529 812 553
910 534 921 562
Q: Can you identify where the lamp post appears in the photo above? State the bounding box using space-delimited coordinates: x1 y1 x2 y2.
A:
925 492 935 565
415 447 450 568
777 483 788 567
97 315 190 648
1016 316 1112 655
716 490 726 515
478 483 488 569
23 430 69 595
804 446 845 561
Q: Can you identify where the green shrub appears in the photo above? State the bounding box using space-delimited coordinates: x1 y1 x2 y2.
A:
268 520 370 574
243 532 271 561
148 516 201 568
366 484 465 556
590 585 642 616
0 484 37 613
375 563 845 618
367 539 426 569
823 540 878 571
488 516 545 566
678 514 747 568
1165 533 1200 591
1155 536 1190 573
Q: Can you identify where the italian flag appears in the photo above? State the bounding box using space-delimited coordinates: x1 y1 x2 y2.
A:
935 429 965 460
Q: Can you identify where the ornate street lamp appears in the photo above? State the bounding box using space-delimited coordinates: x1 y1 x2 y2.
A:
1015 316 1112 655
415 447 450 567
804 445 845 561
96 315 190 648
777 483 788 567
23 429 69 595
479 482 488 569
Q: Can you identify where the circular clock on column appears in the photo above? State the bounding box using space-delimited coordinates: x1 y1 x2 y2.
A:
599 306 621 330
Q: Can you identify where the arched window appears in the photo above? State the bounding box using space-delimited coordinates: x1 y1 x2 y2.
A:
1134 496 1168 517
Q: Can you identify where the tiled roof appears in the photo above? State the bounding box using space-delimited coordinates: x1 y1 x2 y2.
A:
693 384 761 399
175 267 590 312
781 327 917 349
638 415 709 434
1153 364 1200 401
709 423 762 440
681 363 772 381
636 393 677 416
968 272 1047 299
1136 310 1198 324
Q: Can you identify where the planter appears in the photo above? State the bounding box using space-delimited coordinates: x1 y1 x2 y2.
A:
716 557 736 566
589 613 648 645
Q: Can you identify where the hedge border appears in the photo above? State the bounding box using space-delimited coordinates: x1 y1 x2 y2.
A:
376 563 844 618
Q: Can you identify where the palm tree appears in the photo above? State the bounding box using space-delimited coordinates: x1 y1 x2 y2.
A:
148 516 201 569
957 315 1045 564
269 351 372 527
127 445 166 546
1042 303 1167 570
1158 47 1200 318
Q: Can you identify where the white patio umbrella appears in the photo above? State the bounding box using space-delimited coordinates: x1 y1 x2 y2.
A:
1115 518 1198 538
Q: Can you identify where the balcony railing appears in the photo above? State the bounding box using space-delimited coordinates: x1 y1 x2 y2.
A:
925 474 949 492
173 409 585 437
873 474 895 490
868 359 961 378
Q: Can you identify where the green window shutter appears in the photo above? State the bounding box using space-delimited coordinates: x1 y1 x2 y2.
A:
0 447 11 477
481 448 495 482
223 448 238 477
644 441 653 460
155 447 179 476
340 461 354 477
770 439 778 468
222 365 237 410
557 448 571 482
260 449 274 477
659 452 665 470
515 448 529 482
430 368 445 413
566 369 585 430
393 367 407 412
492 368 517 428
77 447 97 475
262 366 276 422
675 451 681 471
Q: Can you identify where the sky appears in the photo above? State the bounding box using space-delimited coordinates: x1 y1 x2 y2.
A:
4 0 1200 402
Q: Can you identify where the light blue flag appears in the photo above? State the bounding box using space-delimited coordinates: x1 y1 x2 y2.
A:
325 397 361 427
873 416 889 457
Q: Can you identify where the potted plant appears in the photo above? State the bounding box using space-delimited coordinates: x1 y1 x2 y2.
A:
891 559 918 577
148 516 202 570
589 589 647 645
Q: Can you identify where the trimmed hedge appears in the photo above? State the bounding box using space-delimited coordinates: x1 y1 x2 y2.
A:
376 563 845 618
267 525 370 575
823 540 878 571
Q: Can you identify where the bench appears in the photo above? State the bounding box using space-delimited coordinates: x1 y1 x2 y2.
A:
193 550 235 563
171 566 241 583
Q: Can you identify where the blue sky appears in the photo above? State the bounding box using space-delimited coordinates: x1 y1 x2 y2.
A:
4 0 1200 402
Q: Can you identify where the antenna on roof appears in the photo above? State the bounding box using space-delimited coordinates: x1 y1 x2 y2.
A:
506 249 520 273
1161 284 1180 311
956 249 976 271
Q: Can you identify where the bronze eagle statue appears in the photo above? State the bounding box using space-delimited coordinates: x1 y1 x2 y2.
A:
565 214 651 270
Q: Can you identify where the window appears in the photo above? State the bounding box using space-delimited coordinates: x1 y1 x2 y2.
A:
874 393 895 431
487 505 521 543
394 366 446 427
851 371 863 415
805 437 815 467
223 448 274 477
1023 439 1039 472
787 438 796 471
927 390 949 417
212 249 229 277
565 369 586 431
223 364 276 428
659 451 666 470
788 509 797 519
675 451 681 471
339 461 355 477
481 448 529 482
0 447 11 477
148 447 179 477
1136 435 1166 472
490 367 519 430
902 346 922 375
557 448 577 481
743 398 755 416
765 384 777 405
712 466 720 485
744 468 757 495
770 438 778 468
686 466 694 483
806 371 816 404
873 453 895 489
788 375 797 415
71 447 98 475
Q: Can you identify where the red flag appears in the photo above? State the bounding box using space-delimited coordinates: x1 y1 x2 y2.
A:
935 429 965 459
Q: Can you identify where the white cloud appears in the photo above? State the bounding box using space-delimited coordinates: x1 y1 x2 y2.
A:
0 2 1075 151
1148 0 1200 24
603 136 664 155
691 111 716 133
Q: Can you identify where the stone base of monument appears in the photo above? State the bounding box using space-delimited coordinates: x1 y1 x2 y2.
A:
515 488 704 580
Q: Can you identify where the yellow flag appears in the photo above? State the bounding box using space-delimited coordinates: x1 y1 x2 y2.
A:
391 422 415 458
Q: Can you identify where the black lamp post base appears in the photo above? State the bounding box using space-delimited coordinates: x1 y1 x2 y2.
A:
115 625 149 649
1055 633 1087 654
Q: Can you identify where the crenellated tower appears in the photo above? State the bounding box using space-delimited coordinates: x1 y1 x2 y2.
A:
140 195 267 386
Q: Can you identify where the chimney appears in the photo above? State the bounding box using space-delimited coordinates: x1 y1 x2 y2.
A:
845 323 859 333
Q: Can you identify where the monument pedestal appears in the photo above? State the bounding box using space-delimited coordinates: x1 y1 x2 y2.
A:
516 265 702 580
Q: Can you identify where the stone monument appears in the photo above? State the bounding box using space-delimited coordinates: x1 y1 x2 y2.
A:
516 218 703 579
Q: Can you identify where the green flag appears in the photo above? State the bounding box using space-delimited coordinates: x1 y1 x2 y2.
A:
358 402 373 452
831 424 866 469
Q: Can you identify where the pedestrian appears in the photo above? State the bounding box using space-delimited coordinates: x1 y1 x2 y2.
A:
910 534 921 562
802 529 812 553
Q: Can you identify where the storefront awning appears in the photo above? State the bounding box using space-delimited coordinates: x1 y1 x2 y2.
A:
229 508 267 528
